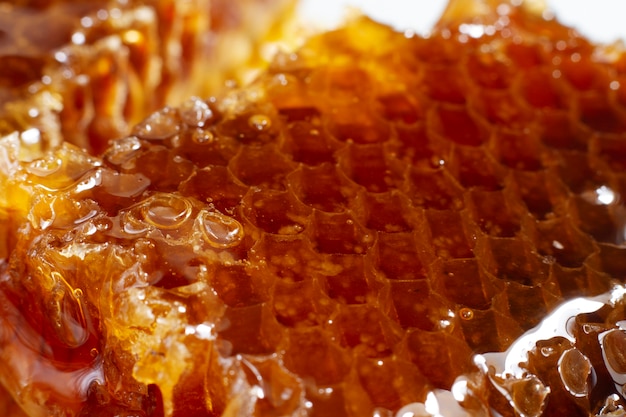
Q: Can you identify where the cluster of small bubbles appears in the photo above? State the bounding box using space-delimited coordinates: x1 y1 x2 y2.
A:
133 108 181 140
179 97 213 127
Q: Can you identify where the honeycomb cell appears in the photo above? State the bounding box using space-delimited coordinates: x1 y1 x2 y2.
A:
218 303 283 355
531 218 597 268
322 254 374 304
289 164 356 213
431 258 495 310
242 188 310 235
465 50 514 89
431 104 487 146
361 191 413 233
518 67 572 110
425 209 474 258
510 170 566 220
179 166 247 213
375 92 422 124
283 327 351 386
448 145 504 190
329 105 391 144
283 121 337 165
339 143 402 193
538 110 587 150
272 279 332 327
422 66 467 104
376 232 428 282
466 189 521 237
229 144 296 190
578 93 626 134
335 305 401 357
478 236 549 286
406 168 464 210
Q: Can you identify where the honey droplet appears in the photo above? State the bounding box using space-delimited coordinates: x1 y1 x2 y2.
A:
134 108 180 140
198 210 244 248
558 348 592 397
26 156 63 177
180 97 213 127
248 114 272 131
460 308 473 320
141 194 192 229
192 128 215 144
602 329 626 374
104 136 142 167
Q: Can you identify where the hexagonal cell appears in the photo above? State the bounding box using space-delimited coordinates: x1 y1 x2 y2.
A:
338 143 401 193
458 307 521 352
591 244 626 280
210 264 269 307
505 282 555 330
179 166 247 213
570 194 621 244
430 104 488 146
241 188 311 235
477 236 549 286
474 89 533 129
355 356 427 412
509 170 566 220
273 279 333 327
376 232 427 281
557 54 609 91
283 121 337 165
328 104 391 144
549 263 606 299
228 143 296 190
464 51 514 89
321 254 376 304
178 127 241 167
591 133 626 172
578 93 626 134
375 92 422 124
517 67 572 110
334 305 401 357
531 218 597 268
289 164 357 213
308 66 372 103
388 280 441 331
405 329 474 389
425 209 474 258
283 327 351 386
394 123 438 167
406 168 464 210
448 145 505 191
362 192 413 233
410 35 462 65
422 66 467 104
490 130 544 171
216 106 282 146
537 109 587 150
251 234 323 283
309 211 372 255
430 258 495 310
552 150 602 194
505 42 545 68
218 303 283 355
466 189 521 237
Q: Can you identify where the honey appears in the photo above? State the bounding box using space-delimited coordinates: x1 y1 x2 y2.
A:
1 0 626 416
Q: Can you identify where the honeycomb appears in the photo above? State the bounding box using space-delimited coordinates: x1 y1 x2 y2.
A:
1 0 626 416
0 0 294 157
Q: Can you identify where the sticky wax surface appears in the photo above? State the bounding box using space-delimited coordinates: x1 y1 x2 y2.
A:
2 0 626 416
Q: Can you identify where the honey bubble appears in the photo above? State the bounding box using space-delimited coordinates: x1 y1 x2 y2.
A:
141 194 193 229
180 97 213 127
198 210 244 248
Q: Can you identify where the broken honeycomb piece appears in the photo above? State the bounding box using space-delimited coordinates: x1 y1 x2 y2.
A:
0 0 294 158
2 0 626 416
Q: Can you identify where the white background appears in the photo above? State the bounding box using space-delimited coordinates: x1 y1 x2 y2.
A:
297 0 626 44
